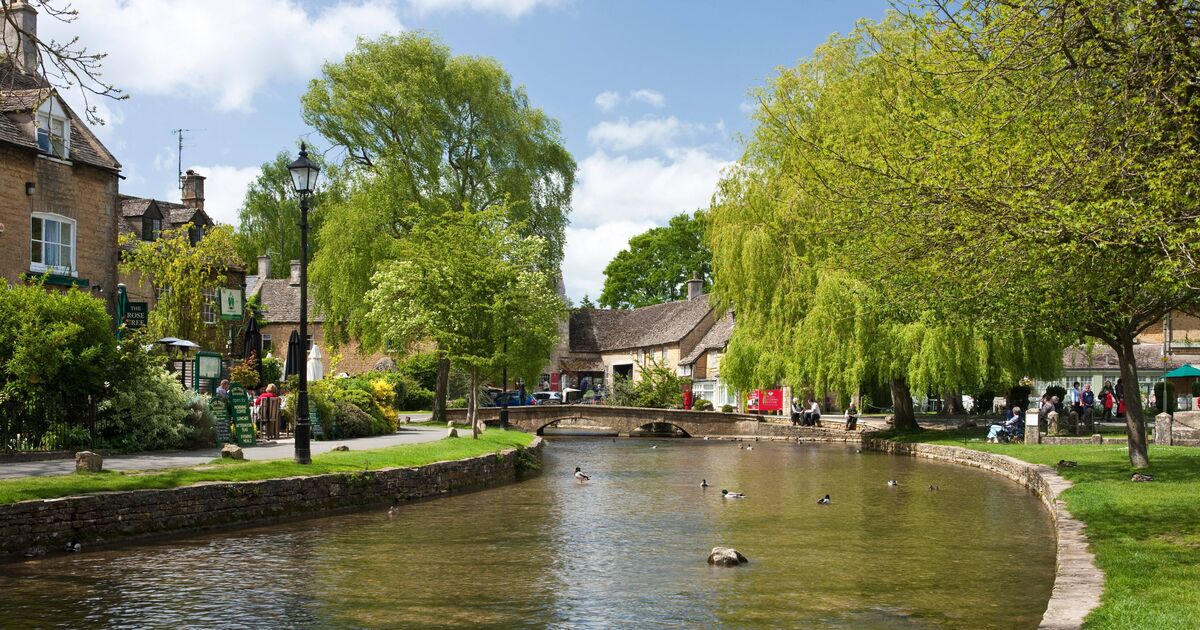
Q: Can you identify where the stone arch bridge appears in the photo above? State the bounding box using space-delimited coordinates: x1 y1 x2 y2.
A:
445 405 855 440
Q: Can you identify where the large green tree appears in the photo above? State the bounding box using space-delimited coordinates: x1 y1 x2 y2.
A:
720 2 1200 466
303 33 575 422
119 225 242 349
711 11 1065 430
364 208 563 437
598 211 711 309
233 148 339 275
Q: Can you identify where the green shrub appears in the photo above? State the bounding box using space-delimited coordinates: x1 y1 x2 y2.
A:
97 364 190 451
449 397 467 409
43 423 91 450
693 398 714 411
0 283 117 450
1191 381 1200 397
181 393 216 449
260 356 282 387
721 404 734 413
229 359 260 390
334 402 373 438
608 360 686 409
404 386 434 410
1155 381 1177 414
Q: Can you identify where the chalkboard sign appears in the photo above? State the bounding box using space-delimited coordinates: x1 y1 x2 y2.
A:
229 385 257 447
310 407 324 439
211 397 232 445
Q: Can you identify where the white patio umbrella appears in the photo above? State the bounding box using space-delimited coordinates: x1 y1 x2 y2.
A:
307 343 324 381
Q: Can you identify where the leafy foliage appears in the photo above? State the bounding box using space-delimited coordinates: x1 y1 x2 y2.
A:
363 208 564 436
96 362 191 452
608 360 688 409
118 225 242 349
0 283 117 450
599 211 711 309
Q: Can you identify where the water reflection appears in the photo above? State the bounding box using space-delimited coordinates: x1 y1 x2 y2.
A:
0 439 1055 628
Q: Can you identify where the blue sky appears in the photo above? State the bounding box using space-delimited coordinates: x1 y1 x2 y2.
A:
46 0 890 300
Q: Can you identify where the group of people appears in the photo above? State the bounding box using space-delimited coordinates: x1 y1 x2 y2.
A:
790 399 858 430
213 379 281 407
1066 379 1126 421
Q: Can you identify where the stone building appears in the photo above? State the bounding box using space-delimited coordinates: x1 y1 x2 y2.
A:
246 256 388 376
0 2 121 308
678 312 736 409
549 276 718 395
117 170 239 319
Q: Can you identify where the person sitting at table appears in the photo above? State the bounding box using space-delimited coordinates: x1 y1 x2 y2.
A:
256 383 279 405
215 379 230 399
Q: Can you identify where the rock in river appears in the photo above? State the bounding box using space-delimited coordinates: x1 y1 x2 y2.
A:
707 547 749 567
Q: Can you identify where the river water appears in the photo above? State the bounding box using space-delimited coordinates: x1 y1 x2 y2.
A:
0 439 1055 629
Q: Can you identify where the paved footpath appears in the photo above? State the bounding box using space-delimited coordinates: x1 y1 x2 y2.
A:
0 415 441 479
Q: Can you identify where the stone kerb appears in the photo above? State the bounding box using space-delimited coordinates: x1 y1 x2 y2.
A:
0 438 543 560
862 437 1103 629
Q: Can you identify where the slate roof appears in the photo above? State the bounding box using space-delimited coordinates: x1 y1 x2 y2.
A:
569 294 712 352
253 278 324 324
680 311 733 366
1062 344 1189 371
117 195 214 238
0 61 120 171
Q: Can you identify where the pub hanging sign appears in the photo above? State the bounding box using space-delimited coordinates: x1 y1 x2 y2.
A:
218 288 244 321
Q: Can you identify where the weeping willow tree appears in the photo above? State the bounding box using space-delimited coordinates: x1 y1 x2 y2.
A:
709 11 1066 429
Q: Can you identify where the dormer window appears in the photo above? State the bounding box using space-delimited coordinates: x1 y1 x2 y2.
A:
142 216 162 241
188 222 205 245
36 99 71 159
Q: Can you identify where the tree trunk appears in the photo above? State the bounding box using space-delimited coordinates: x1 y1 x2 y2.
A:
431 353 450 424
468 369 480 439
890 378 919 430
1112 333 1151 468
942 389 964 416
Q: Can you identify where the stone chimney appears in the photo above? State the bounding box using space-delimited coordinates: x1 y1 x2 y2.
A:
257 255 271 279
289 260 301 286
1 1 39 75
687 272 704 301
181 169 205 211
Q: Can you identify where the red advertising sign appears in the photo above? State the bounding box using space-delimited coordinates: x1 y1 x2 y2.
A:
550 372 561 392
747 389 784 412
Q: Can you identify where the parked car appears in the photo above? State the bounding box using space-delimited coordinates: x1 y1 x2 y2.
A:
487 390 533 407
532 391 563 405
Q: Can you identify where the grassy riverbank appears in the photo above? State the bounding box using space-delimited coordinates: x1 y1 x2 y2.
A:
874 427 1200 629
0 430 534 506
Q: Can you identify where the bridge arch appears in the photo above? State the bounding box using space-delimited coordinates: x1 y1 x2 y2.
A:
628 421 692 438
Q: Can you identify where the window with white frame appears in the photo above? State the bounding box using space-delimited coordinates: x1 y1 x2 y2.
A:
36 100 70 159
202 288 218 324
30 213 75 275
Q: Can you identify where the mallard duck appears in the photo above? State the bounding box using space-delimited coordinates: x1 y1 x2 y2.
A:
650 445 658 449
721 489 745 498
387 504 400 517
701 479 709 488
63 540 81 553
887 480 899 487
817 494 831 505
574 466 590 481
929 484 940 492
745 446 754 451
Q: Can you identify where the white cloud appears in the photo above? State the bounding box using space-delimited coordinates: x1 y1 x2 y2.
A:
573 149 730 229
587 116 708 151
407 0 560 18
594 90 620 111
563 221 657 301
629 89 665 108
163 164 260 226
739 99 758 114
41 0 404 112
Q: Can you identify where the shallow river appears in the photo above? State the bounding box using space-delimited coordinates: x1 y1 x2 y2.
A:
0 439 1056 628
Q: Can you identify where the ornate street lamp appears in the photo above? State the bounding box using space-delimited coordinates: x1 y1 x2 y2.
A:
287 143 320 464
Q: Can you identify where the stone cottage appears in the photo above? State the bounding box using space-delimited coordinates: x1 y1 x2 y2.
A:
0 1 121 308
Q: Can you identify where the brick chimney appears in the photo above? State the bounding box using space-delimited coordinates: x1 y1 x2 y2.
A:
289 260 301 286
257 255 271 279
181 169 205 211
687 272 704 301
2 1 39 75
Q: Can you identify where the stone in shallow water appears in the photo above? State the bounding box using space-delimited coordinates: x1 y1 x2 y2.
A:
707 547 748 567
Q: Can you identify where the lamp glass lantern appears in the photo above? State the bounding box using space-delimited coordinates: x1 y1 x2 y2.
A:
287 143 320 194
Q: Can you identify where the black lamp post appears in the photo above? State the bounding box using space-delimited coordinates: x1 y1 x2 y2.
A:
287 143 320 465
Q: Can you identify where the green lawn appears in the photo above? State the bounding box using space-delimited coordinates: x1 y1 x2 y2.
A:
874 427 1200 629
0 430 534 506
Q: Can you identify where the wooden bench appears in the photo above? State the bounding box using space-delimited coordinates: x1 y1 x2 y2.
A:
259 397 282 440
